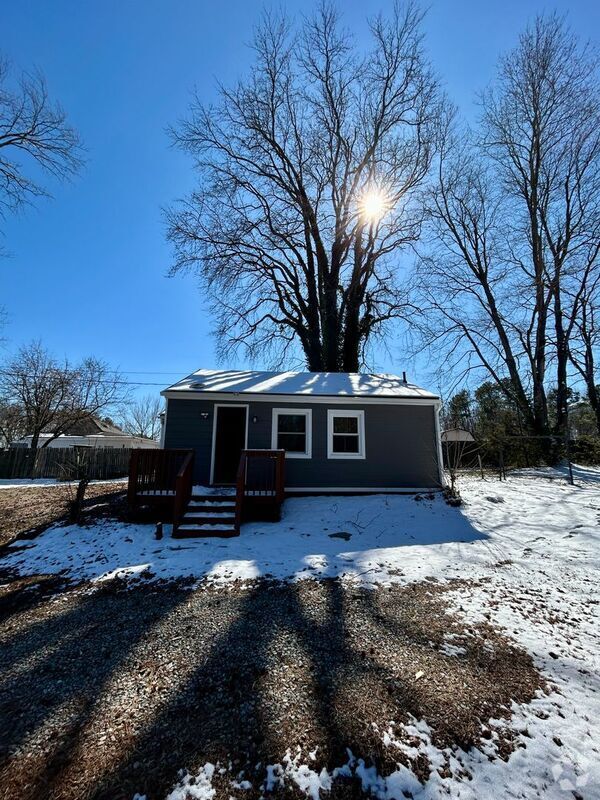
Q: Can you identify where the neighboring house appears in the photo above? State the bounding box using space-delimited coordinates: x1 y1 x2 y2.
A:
13 417 159 449
161 369 443 492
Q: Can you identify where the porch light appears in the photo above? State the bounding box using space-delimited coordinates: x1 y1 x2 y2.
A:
252 415 259 424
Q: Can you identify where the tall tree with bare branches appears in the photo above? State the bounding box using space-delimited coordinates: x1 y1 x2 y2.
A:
0 58 83 237
167 2 441 371
415 14 600 440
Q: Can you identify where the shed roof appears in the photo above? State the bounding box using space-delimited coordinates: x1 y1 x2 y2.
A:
441 428 476 442
39 416 127 437
163 369 438 401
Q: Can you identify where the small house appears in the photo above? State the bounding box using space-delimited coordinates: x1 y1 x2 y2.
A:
160 369 443 492
14 417 159 450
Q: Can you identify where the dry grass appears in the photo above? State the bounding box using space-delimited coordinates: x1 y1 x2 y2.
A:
0 575 545 800
0 482 127 548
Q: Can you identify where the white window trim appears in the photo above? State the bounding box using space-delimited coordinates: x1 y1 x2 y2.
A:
327 409 366 459
271 408 312 459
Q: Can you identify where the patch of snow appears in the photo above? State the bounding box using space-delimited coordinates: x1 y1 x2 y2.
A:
252 714 597 800
165 763 215 800
93 563 152 583
264 750 332 800
509 462 600 483
4 466 600 799
231 778 252 791
192 485 236 496
438 642 467 657
0 477 127 489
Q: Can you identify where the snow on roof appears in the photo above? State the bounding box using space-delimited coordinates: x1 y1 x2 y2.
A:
163 369 438 400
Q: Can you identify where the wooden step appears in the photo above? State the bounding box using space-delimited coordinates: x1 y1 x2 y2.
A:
188 502 235 511
174 523 238 538
191 493 235 502
185 509 234 517
183 513 235 524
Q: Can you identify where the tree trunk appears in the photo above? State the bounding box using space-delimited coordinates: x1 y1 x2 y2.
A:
341 297 362 373
528 123 550 440
27 430 40 478
340 230 367 373
479 278 537 430
583 341 600 436
592 384 600 437
554 313 570 436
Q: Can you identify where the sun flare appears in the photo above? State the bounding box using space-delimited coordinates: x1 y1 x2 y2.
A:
359 188 389 223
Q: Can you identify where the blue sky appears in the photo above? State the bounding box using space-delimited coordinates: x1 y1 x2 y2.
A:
2 0 599 397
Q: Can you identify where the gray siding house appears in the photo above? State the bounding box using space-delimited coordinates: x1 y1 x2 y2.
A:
161 369 444 492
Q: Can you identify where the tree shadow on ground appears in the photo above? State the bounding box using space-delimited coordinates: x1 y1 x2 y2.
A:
0 578 539 800
0 483 127 551
0 580 192 800
0 570 71 625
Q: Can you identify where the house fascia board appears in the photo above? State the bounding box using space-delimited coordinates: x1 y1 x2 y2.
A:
161 390 440 407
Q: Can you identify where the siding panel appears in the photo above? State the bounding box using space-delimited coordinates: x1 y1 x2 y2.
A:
164 397 441 488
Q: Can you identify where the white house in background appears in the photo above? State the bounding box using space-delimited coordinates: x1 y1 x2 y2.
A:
13 417 159 449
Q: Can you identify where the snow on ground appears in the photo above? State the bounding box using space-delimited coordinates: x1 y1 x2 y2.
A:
2 468 598 590
2 487 482 585
3 466 600 798
0 477 127 489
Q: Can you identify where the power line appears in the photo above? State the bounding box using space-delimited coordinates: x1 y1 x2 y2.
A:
0 369 172 388
108 370 187 376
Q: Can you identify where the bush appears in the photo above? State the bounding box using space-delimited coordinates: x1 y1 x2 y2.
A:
570 435 600 466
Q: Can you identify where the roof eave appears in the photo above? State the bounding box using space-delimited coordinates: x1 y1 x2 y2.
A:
161 388 440 404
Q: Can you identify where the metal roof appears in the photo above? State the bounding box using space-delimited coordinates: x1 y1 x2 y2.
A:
163 368 438 400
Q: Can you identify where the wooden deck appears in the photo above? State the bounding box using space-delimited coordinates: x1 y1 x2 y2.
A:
127 448 285 537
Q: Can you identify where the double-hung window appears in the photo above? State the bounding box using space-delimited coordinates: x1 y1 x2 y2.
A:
272 409 312 458
327 409 365 459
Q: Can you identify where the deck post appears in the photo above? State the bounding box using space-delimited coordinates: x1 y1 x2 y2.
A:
275 450 285 503
127 450 140 506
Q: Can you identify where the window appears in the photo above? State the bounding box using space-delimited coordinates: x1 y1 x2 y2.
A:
327 409 365 459
272 409 312 458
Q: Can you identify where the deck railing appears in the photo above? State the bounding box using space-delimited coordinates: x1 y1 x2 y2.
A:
128 449 194 506
173 451 195 531
236 449 285 529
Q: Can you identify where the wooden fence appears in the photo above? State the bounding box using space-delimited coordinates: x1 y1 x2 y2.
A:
0 447 135 481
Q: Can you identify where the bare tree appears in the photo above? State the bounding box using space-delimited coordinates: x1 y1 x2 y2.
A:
167 2 441 371
118 394 162 440
59 450 91 524
415 15 600 440
0 399 26 446
0 58 83 229
569 278 600 434
0 342 128 470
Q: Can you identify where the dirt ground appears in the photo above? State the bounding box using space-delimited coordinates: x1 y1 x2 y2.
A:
0 482 127 548
0 573 545 800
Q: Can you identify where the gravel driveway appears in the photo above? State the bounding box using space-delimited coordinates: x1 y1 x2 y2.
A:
0 575 543 800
